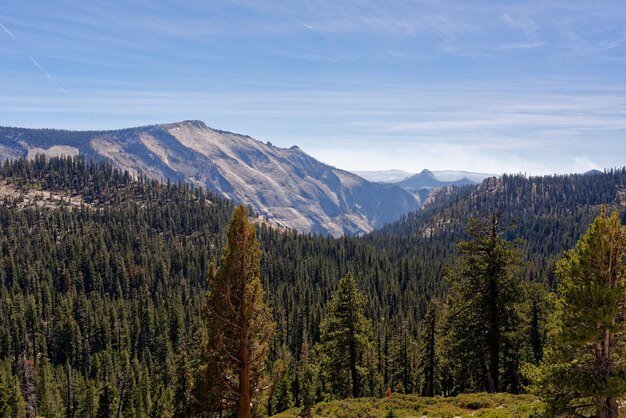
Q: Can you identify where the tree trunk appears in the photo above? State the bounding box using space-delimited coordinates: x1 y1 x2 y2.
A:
487 217 500 393
238 322 251 418
348 297 360 398
349 329 359 398
487 285 500 393
66 360 71 418
596 396 619 418
426 311 436 397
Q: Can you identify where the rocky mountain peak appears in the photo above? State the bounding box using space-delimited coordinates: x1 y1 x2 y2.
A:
0 123 422 236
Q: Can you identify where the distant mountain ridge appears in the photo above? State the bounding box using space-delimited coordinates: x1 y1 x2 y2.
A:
0 121 421 236
353 170 413 183
397 169 476 191
355 169 494 185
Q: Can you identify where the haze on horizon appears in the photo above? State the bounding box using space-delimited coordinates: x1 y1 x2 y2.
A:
1 0 626 176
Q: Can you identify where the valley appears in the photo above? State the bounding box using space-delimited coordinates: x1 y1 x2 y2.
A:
0 156 623 416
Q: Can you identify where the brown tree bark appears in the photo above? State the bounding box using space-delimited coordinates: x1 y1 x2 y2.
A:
596 396 619 418
238 333 251 418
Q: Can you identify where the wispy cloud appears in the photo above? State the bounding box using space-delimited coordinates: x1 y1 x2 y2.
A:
0 21 17 40
502 13 538 36
29 56 68 94
497 41 545 50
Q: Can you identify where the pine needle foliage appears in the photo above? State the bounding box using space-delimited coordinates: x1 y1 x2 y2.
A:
444 211 524 393
317 273 372 399
527 209 626 418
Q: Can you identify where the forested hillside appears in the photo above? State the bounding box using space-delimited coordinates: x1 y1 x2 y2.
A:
0 157 624 416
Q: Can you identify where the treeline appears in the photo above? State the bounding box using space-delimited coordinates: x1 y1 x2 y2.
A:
0 156 624 416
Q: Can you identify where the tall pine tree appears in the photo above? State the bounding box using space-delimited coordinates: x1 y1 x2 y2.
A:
528 209 626 418
444 211 523 393
317 273 372 399
202 205 276 418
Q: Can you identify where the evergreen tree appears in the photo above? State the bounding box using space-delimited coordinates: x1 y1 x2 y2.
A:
173 351 193 418
96 383 117 418
444 211 523 393
272 368 294 414
317 273 372 398
202 205 276 418
0 383 10 417
527 209 626 417
36 358 64 418
418 299 439 397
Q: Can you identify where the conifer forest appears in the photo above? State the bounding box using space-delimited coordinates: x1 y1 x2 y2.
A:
0 156 625 417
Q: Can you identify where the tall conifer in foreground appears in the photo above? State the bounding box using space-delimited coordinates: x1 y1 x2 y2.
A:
202 205 275 417
318 273 372 399
528 209 626 418
444 211 523 393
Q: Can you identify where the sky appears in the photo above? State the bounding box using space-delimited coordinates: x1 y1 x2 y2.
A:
2 0 626 175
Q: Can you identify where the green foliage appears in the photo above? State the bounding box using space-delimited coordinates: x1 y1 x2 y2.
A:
96 383 118 418
271 392 540 418
317 273 373 399
385 408 398 418
173 351 193 418
0 157 233 417
443 212 525 394
0 155 624 416
0 383 10 417
273 368 294 413
416 299 440 396
527 209 626 417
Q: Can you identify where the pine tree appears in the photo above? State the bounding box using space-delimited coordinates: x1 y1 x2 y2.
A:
318 273 372 399
202 205 276 417
173 351 193 418
95 383 117 418
527 209 626 417
444 211 523 393
272 368 294 414
36 358 64 418
0 383 10 417
419 299 439 397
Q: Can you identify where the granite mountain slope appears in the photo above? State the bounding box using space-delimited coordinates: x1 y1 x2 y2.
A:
0 121 421 236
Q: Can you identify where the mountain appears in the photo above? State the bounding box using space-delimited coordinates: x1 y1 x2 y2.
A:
431 170 495 183
352 169 413 183
397 169 476 191
584 169 603 176
355 169 494 186
0 120 420 236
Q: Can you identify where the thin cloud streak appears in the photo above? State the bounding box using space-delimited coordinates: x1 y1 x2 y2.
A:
29 56 68 94
0 21 17 40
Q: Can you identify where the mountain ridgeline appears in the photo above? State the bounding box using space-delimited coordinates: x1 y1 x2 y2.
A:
397 169 475 191
0 121 421 236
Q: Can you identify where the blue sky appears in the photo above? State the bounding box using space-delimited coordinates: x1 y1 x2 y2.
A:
2 0 626 175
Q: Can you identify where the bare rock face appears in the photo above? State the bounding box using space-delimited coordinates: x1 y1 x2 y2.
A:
0 121 421 236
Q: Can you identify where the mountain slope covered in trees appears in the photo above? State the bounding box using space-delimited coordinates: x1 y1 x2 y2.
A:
0 157 624 416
